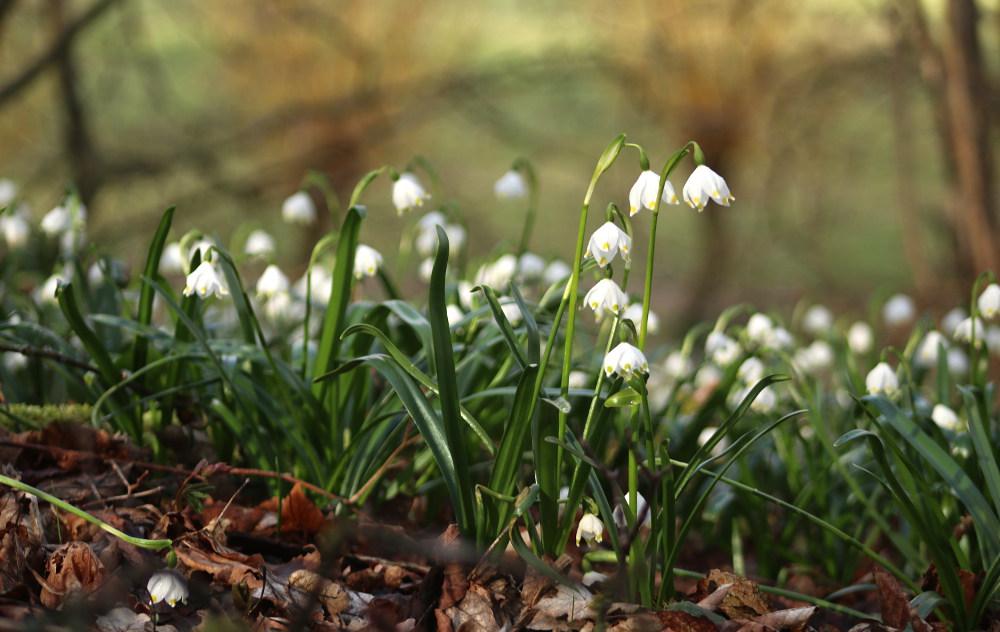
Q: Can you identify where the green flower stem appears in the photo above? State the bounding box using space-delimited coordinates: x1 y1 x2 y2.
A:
638 143 695 348
514 157 539 257
0 474 172 551
545 135 625 553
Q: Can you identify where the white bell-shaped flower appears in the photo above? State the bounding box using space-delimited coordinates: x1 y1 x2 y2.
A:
40 204 71 236
517 252 547 281
622 303 659 334
628 170 678 216
353 244 384 279
494 170 528 200
392 172 431 215
745 313 775 346
584 278 627 320
978 283 1000 319
147 569 189 608
802 304 834 335
256 264 290 298
585 222 631 268
613 491 651 529
942 307 967 335
0 179 18 207
847 321 874 355
0 213 29 248
737 356 765 384
575 513 605 546
682 165 733 211
915 330 948 367
882 293 916 326
244 229 276 256
183 260 229 299
603 342 649 379
953 316 985 346
159 243 186 275
865 362 898 396
931 404 962 432
281 191 316 225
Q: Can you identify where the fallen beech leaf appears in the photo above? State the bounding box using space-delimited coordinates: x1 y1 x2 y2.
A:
747 606 816 630
439 563 468 611
446 582 498 632
697 582 732 612
874 565 910 629
279 483 327 536
40 541 107 609
530 583 595 629
0 481 46 596
289 569 349 615
655 609 720 632
173 531 264 588
707 570 771 619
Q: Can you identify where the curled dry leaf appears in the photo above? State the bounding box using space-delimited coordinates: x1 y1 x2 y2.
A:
39 541 107 609
706 569 771 619
289 569 349 615
173 531 264 588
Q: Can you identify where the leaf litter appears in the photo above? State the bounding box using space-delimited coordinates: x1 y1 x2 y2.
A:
0 421 942 631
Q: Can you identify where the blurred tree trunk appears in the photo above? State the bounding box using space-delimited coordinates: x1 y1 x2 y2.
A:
942 0 997 278
897 0 998 282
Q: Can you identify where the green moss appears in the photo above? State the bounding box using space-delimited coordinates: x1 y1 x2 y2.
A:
0 404 92 430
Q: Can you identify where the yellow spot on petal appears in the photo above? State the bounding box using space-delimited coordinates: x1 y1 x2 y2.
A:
712 190 720 197
602 242 610 249
629 206 637 213
599 257 607 265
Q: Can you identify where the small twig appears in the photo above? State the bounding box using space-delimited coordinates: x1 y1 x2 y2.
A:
0 343 101 374
348 421 417 505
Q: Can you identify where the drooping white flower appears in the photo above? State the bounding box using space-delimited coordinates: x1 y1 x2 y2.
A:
494 170 528 200
415 215 466 256
795 340 834 375
147 569 189 607
392 172 431 215
953 316 985 346
737 356 765 384
543 260 572 286
35 273 64 305
915 330 948 367
40 204 71 236
353 244 384 279
847 321 874 355
183 260 229 299
603 342 649 379
244 229 276 256
693 364 723 390
0 212 29 247
865 362 898 396
947 348 969 375
567 370 590 390
978 283 1000 319
706 331 741 366
697 427 730 457
682 165 734 211
281 191 316 225
575 513 604 546
446 304 464 327
585 221 631 268
295 264 333 305
942 307 967 335
0 179 17 208
500 299 522 325
931 404 962 432
628 170 678 216
159 243 186 275
986 325 1000 354
882 293 916 326
584 278 627 320
622 303 659 334
517 252 547 281
256 264 290 298
745 313 775 346
802 304 834 335
613 491 651 529
475 254 518 290
662 351 692 381
418 257 435 283
733 385 777 413
769 327 795 351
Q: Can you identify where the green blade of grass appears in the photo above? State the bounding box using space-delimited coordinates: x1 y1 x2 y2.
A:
958 386 1000 519
428 226 474 534
133 206 174 375
475 284 528 370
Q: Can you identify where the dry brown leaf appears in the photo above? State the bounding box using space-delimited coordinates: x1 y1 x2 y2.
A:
0 481 46 597
697 582 732 612
707 570 771 619
654 609 720 632
529 583 596 630
747 606 816 630
290 569 350 615
39 541 107 609
173 531 264 588
874 565 910 629
447 582 499 632
439 563 469 611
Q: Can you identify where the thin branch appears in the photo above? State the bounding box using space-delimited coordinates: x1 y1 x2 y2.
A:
0 0 121 108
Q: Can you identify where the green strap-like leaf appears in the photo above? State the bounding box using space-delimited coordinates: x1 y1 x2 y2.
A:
133 206 174 374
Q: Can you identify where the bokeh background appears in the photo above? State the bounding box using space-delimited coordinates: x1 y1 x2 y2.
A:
1 0 997 335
